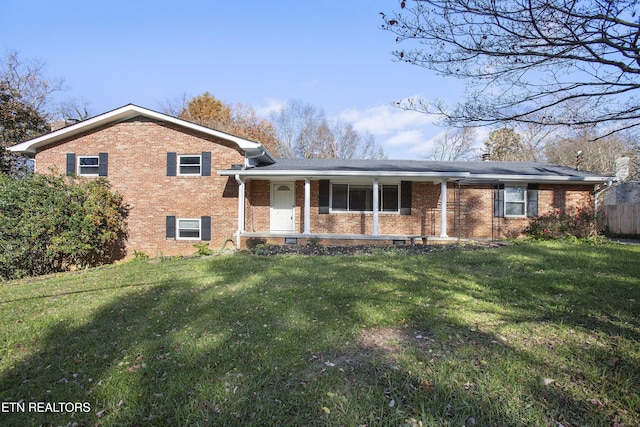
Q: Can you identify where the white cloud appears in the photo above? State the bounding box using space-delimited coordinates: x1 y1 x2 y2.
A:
338 103 438 136
335 102 443 159
255 98 287 117
387 130 425 146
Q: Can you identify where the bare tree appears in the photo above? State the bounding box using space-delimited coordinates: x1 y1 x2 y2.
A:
58 97 91 121
331 122 385 160
1 51 63 115
1 51 62 175
270 100 386 159
545 128 639 178
270 100 327 158
426 126 477 161
381 1 640 136
512 114 560 162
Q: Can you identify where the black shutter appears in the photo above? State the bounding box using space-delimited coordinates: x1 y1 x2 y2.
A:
319 180 330 214
201 152 211 176
98 153 108 177
527 184 539 218
167 152 177 176
400 181 412 215
166 216 176 239
201 216 211 241
66 153 76 176
493 184 505 218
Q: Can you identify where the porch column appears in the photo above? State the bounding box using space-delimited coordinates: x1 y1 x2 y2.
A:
235 175 245 250
440 180 448 238
304 178 311 235
372 178 379 236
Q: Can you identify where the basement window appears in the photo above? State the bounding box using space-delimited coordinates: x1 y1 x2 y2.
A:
177 218 201 240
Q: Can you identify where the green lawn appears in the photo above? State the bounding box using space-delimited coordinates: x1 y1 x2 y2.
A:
1 241 638 426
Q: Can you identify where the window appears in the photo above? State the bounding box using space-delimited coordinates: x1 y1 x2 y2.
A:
505 186 526 216
381 185 399 212
178 155 202 175
177 218 201 239
330 183 399 212
166 216 210 240
78 156 99 176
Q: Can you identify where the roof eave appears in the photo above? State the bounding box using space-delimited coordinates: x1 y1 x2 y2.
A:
465 174 615 184
218 169 471 180
7 104 276 164
219 169 615 183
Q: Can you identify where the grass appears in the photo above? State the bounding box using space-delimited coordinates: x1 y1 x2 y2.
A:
0 240 638 426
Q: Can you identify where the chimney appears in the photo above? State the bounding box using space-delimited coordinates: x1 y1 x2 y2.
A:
49 118 81 132
49 120 66 132
615 157 630 181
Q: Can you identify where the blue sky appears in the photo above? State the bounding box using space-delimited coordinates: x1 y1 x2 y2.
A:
2 0 470 159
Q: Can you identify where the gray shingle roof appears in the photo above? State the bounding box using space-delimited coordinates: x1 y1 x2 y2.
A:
220 158 613 183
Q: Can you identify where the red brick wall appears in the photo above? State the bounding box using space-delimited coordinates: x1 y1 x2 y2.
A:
246 180 595 240
35 117 245 257
35 120 597 255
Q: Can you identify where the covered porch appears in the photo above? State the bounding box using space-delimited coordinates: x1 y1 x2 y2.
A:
232 177 452 250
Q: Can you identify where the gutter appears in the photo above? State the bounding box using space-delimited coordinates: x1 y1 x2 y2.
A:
219 169 470 180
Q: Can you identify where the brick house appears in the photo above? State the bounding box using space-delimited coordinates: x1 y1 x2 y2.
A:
8 104 614 257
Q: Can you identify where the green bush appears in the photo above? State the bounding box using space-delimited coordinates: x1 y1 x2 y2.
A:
0 173 128 279
525 207 606 239
193 242 214 256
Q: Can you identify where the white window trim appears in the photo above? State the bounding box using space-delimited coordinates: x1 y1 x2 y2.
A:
177 154 202 176
77 155 100 176
504 185 527 217
329 182 400 214
176 218 201 240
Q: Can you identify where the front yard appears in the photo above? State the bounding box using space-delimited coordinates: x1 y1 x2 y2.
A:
0 241 638 426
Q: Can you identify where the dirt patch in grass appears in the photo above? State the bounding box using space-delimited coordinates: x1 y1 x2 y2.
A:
308 327 441 374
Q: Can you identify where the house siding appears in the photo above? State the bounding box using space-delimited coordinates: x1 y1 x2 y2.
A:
34 117 245 257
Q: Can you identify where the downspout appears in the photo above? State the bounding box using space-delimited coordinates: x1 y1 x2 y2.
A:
235 174 246 250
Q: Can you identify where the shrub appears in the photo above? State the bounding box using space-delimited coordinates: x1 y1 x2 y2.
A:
193 242 214 256
525 207 606 239
0 173 128 280
132 250 150 262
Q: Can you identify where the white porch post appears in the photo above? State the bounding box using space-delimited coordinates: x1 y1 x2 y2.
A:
304 178 311 235
372 178 379 236
235 175 245 250
440 180 448 238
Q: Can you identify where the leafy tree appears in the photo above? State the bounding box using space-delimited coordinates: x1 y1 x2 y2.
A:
381 1 640 136
0 80 49 174
0 173 128 280
175 92 280 155
270 99 386 159
483 127 526 161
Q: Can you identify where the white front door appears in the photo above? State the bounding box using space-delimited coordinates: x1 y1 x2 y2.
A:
270 182 295 232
